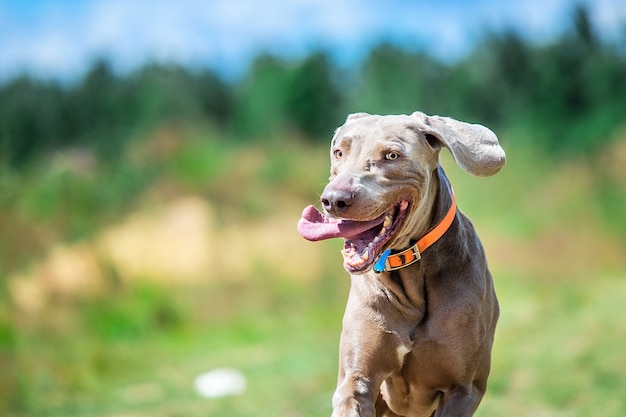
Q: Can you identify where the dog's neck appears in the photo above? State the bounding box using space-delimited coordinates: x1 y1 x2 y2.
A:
406 166 451 246
359 168 455 325
428 167 454 236
373 166 455 273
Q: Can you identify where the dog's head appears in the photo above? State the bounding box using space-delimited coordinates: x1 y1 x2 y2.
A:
298 111 505 274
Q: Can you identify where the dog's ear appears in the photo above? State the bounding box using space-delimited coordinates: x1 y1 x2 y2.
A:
411 111 506 177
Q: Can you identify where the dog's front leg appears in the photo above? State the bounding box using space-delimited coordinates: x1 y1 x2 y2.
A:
433 384 485 417
332 294 407 417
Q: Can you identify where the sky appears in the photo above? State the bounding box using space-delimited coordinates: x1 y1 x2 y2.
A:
0 0 624 82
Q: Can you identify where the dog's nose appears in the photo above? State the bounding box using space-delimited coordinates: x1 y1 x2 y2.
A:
321 189 354 215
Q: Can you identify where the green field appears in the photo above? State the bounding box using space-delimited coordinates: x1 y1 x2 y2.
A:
1 126 626 416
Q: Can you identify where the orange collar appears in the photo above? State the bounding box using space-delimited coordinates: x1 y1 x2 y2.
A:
374 188 457 273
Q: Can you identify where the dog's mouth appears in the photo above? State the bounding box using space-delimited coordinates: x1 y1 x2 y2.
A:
297 200 411 273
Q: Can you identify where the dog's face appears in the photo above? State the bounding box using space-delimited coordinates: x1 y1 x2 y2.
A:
297 111 505 274
322 114 441 272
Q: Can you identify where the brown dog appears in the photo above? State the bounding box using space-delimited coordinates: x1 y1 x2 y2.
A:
298 111 506 417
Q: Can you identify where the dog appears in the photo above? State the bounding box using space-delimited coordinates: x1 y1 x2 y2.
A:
297 111 506 417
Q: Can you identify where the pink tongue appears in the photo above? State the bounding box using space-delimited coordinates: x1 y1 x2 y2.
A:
297 205 384 242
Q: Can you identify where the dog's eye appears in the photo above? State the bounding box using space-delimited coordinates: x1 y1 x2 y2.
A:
333 149 343 159
385 151 400 161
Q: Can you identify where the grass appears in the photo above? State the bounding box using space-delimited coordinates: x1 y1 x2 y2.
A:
481 272 626 416
1 125 625 416
5 280 345 417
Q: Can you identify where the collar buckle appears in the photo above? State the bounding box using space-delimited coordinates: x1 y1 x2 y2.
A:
385 244 421 271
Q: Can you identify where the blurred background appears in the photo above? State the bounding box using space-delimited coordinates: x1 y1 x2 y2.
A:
1 0 625 416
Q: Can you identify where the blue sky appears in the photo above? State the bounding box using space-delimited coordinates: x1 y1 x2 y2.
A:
0 0 624 82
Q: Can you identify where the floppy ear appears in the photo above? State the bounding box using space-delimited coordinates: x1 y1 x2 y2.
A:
411 111 506 177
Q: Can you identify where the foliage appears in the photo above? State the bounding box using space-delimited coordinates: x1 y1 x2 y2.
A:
1 6 625 165
231 53 343 140
0 61 232 164
284 52 343 138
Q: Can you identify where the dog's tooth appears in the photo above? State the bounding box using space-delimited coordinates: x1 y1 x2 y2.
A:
351 257 364 267
383 215 392 228
378 227 387 236
361 251 369 261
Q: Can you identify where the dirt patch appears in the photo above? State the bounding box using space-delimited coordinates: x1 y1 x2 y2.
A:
8 195 324 314
97 196 216 285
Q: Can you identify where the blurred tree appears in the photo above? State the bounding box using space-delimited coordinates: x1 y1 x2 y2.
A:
521 5 626 153
352 44 445 116
0 60 233 165
69 60 134 157
462 29 534 126
231 55 292 138
284 52 343 139
192 69 233 126
573 4 597 49
130 63 232 127
0 77 67 164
